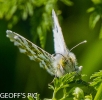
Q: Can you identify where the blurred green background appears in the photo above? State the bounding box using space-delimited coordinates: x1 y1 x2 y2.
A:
0 0 102 99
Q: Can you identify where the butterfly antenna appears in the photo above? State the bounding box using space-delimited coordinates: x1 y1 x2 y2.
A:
70 40 87 51
53 53 65 58
53 53 67 60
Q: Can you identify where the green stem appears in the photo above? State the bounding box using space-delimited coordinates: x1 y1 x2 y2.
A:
52 87 61 100
94 82 102 100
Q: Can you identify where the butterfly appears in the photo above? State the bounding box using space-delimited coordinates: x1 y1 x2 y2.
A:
6 10 83 77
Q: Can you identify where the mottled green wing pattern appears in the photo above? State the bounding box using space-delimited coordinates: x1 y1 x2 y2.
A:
6 30 55 75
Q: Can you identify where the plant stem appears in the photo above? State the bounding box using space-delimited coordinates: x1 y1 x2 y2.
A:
94 82 102 100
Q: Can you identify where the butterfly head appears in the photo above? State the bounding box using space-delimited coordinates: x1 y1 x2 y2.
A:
62 52 77 68
54 52 77 75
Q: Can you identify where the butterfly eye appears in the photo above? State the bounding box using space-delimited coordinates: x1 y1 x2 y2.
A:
61 58 68 65
63 60 68 65
69 57 72 62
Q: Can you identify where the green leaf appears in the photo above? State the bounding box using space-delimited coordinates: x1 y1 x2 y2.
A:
50 73 76 99
37 25 46 48
22 8 28 20
50 72 86 100
48 84 55 90
27 93 41 100
73 87 84 100
89 12 100 29
87 7 95 13
92 0 102 4
53 72 75 88
85 95 92 100
90 70 102 90
27 2 33 16
60 0 73 6
28 96 34 100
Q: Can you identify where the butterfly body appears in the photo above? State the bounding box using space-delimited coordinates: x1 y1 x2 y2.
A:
52 51 78 77
6 10 82 77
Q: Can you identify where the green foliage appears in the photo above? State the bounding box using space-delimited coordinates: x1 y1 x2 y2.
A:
28 71 102 100
28 96 34 100
0 0 34 27
0 0 73 48
42 73 95 100
49 72 75 100
1 0 101 47
94 82 102 100
87 0 102 29
27 71 102 100
28 93 41 100
90 70 102 90
60 0 73 6
87 0 102 38
27 70 102 100
90 70 102 100
73 87 93 100
88 11 100 29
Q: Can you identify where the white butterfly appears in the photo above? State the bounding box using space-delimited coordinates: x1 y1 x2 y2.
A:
6 10 83 77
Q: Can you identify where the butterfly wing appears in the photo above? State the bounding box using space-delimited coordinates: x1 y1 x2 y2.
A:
6 30 55 75
52 10 68 56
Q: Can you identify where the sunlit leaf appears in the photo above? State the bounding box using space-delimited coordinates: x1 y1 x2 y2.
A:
90 70 102 90
28 96 34 100
85 95 92 100
22 9 28 20
60 0 73 6
92 0 102 4
87 7 95 13
89 12 100 29
73 87 84 100
27 2 33 16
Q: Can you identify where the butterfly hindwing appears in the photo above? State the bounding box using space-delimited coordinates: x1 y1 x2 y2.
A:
6 30 55 75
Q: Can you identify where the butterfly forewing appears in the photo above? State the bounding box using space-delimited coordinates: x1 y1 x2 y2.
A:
52 10 68 56
6 30 55 75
